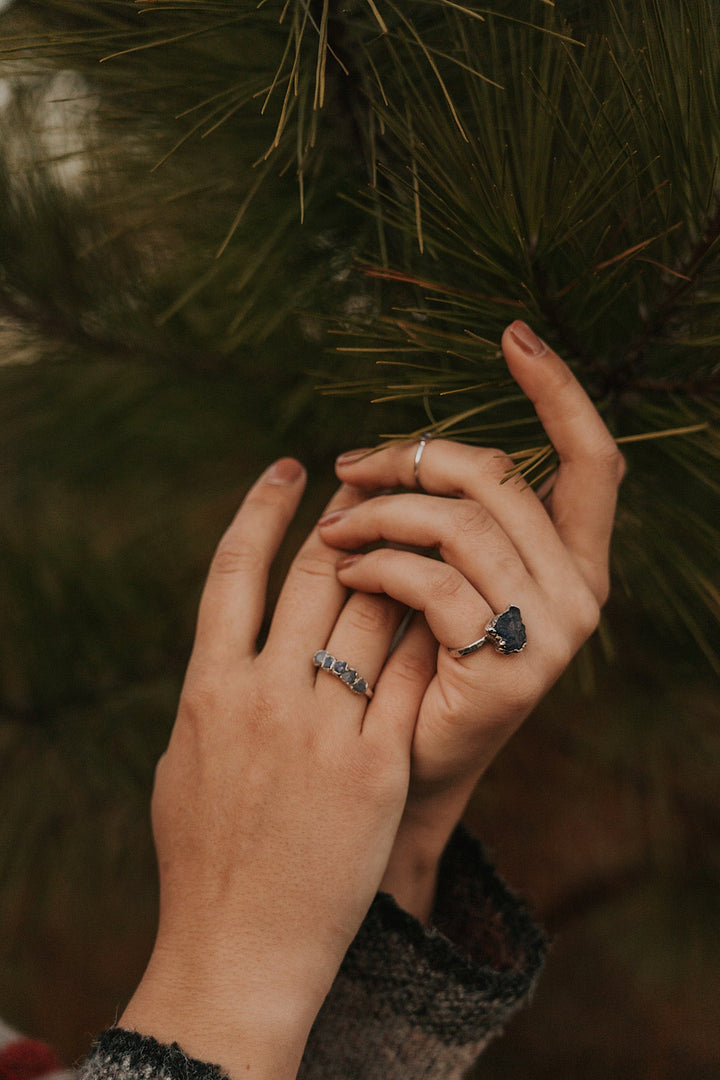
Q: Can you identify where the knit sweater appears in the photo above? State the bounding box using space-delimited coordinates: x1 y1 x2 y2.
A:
78 827 546 1080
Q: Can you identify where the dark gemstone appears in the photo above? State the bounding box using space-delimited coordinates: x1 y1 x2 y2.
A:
332 659 348 675
313 650 327 667
491 606 527 654
352 679 368 695
322 654 335 669
341 668 358 684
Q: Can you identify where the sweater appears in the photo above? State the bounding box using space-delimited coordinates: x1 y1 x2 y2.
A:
78 826 546 1080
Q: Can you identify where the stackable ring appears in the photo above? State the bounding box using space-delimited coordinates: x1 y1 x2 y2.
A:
448 605 527 658
413 432 432 489
313 650 374 698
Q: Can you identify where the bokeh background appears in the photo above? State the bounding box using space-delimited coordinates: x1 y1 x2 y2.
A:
1 2 718 1077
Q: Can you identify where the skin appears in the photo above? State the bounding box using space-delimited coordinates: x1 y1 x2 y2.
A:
120 458 436 1079
321 321 624 920
119 321 622 1077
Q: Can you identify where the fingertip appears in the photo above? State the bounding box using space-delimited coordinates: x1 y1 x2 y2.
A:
261 457 306 486
335 447 374 468
502 320 548 360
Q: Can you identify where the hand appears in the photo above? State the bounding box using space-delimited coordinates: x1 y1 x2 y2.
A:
119 458 435 1079
318 322 624 918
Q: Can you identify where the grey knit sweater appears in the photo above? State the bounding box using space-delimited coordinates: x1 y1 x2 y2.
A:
79 828 546 1080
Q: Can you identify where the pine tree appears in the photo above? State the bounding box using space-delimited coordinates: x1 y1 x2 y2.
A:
0 1 718 1073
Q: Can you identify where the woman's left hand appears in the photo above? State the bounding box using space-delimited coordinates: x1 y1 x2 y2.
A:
318 322 624 913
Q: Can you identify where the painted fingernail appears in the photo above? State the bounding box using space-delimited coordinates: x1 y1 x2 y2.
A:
263 458 304 485
336 554 362 570
509 320 547 357
336 448 371 465
318 508 347 527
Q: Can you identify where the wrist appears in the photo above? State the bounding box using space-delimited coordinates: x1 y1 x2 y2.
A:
381 781 478 923
119 939 319 1080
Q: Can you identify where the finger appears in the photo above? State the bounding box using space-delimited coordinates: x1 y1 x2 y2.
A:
194 458 306 663
332 547 495 650
501 321 623 599
318 492 531 608
334 440 571 589
313 591 407 720
362 613 436 747
262 482 367 674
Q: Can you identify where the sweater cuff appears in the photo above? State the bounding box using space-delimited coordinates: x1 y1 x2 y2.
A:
344 824 546 1044
78 1030 226 1080
298 825 546 1079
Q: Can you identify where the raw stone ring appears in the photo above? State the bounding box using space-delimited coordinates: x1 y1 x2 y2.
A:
447 606 527 658
313 650 374 698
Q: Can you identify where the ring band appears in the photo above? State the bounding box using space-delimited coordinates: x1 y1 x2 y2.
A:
448 605 527 657
413 432 432 489
447 635 488 659
313 650 374 698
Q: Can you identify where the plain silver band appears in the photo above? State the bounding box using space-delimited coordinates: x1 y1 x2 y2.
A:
413 433 432 487
447 636 488 659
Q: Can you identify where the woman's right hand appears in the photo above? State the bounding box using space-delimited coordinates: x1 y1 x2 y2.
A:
320 324 624 916
119 458 435 1080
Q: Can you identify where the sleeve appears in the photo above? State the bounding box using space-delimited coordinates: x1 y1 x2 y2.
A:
297 824 547 1080
77 1031 224 1080
79 827 545 1080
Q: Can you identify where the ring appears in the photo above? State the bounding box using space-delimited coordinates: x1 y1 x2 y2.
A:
313 650 374 698
448 605 527 658
413 432 432 489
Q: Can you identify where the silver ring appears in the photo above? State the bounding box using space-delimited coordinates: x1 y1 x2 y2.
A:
448 605 527 658
413 432 432 489
313 650 374 698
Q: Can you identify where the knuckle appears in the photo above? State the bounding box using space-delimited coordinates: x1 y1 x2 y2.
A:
211 542 261 577
483 449 515 481
179 677 220 724
344 597 397 636
575 587 603 636
595 440 625 482
428 564 466 603
292 550 337 582
451 501 494 540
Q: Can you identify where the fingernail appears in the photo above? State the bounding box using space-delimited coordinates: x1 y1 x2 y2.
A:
318 508 347 527
263 458 304 485
509 321 547 357
336 448 371 465
336 554 362 570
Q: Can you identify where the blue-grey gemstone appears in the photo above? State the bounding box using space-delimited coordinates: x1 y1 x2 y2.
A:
491 606 527 653
313 650 327 667
352 679 368 695
341 669 358 684
332 659 348 674
322 654 335 669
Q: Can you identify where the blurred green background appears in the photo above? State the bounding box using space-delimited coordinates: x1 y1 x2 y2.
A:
0 1 718 1076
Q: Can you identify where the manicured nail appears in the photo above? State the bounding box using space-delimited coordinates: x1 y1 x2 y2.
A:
336 448 371 465
509 320 547 357
336 554 362 570
263 458 304 485
318 508 347 527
